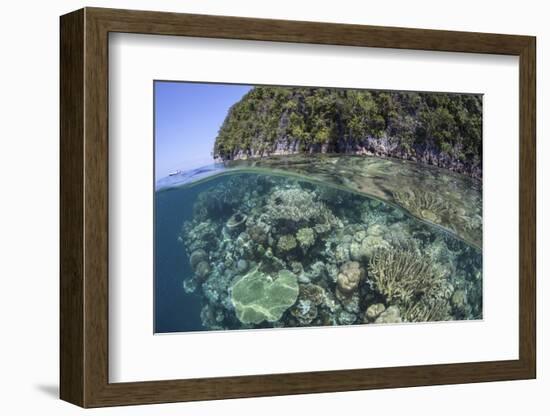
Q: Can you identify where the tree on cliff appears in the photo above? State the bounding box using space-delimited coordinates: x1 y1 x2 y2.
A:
213 86 482 177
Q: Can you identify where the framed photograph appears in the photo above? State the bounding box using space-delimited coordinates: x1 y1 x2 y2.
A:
60 7 536 407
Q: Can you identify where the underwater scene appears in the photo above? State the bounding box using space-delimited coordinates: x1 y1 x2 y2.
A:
154 82 482 333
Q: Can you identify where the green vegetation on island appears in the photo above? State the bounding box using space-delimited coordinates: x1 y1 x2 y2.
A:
213 87 482 178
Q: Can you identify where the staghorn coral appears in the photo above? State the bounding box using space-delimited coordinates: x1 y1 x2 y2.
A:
368 248 446 305
230 266 299 324
402 297 451 322
392 189 451 224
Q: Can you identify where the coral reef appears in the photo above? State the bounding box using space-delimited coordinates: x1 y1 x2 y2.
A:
220 154 482 248
177 172 482 331
403 297 451 322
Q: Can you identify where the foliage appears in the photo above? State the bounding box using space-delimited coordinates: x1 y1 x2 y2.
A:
213 86 482 172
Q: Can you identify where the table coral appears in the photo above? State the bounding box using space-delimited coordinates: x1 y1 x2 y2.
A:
230 266 299 324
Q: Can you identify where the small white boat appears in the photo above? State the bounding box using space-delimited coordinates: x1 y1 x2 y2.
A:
168 170 181 176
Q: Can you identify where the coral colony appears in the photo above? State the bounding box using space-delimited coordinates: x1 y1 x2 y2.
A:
179 174 481 330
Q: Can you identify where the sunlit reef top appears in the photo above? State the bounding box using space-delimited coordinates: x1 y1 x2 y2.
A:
157 154 482 249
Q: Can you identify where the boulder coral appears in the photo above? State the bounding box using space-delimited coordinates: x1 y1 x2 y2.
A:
189 249 208 270
375 305 402 324
195 261 211 281
365 303 386 322
337 261 364 294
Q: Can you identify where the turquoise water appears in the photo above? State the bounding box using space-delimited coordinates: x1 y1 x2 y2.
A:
154 164 482 333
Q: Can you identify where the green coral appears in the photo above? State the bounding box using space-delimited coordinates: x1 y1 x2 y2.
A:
230 266 299 324
296 227 315 251
277 234 297 252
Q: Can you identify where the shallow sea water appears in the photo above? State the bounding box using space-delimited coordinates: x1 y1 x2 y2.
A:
155 155 482 333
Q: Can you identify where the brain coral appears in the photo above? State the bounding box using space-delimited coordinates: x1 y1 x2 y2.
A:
230 266 299 324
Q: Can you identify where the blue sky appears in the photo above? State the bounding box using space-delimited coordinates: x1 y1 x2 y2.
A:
154 81 252 179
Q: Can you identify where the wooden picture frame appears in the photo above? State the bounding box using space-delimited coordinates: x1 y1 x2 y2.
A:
60 7 536 408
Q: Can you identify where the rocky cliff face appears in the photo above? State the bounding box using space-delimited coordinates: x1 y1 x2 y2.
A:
214 87 482 179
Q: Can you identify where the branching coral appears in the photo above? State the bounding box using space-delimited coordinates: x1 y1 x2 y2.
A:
402 297 450 322
392 189 451 224
368 248 446 305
